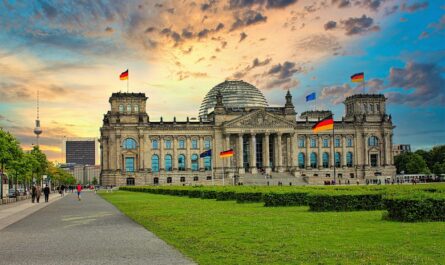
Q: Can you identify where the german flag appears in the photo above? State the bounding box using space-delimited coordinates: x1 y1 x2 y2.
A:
312 115 334 133
120 69 128 80
351 72 364 82
220 149 234 158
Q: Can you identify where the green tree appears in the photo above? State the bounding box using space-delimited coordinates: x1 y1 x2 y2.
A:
29 146 48 183
394 152 430 174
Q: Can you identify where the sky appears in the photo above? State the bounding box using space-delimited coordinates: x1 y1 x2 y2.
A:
0 0 444 162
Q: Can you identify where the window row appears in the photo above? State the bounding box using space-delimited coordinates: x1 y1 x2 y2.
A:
122 138 212 150
151 154 212 172
118 104 139 113
298 137 354 148
297 152 354 168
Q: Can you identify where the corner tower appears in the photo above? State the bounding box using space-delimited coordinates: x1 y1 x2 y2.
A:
344 94 387 122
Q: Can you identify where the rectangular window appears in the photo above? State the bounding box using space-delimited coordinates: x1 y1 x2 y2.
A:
322 139 329 148
334 138 341 147
179 139 185 149
165 140 172 149
204 139 211 149
310 138 316 148
371 154 378 167
125 157 134 172
192 139 198 149
346 138 353 147
152 140 158 149
298 138 305 148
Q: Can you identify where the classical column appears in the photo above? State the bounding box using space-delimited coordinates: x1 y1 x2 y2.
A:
286 135 291 169
250 133 257 174
389 133 394 165
138 134 144 170
159 136 164 171
305 135 310 168
238 133 244 174
330 135 334 168
173 137 178 170
186 136 191 171
116 134 121 170
102 138 108 170
363 133 369 166
198 136 203 170
277 133 283 172
342 135 346 167
263 133 270 173
290 133 297 169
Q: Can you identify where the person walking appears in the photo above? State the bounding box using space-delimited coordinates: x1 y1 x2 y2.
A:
43 185 50 203
60 184 65 197
76 183 82 201
36 185 41 203
31 185 36 203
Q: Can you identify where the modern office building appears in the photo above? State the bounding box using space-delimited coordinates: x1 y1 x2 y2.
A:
100 80 396 186
63 137 99 165
393 144 411 156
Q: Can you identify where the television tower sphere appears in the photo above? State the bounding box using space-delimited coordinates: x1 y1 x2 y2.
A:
34 120 42 135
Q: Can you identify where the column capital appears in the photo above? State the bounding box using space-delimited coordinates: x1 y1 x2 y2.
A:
264 132 270 136
251 132 256 137
277 132 282 137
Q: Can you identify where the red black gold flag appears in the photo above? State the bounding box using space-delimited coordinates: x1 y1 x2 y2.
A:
120 69 129 80
220 149 234 158
312 115 334 133
351 72 364 82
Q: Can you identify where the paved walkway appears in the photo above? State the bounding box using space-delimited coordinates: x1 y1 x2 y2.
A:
0 191 195 265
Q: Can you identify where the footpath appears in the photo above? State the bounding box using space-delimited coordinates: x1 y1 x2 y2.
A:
0 191 195 265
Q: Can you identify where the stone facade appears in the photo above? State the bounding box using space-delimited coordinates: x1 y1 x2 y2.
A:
100 86 396 186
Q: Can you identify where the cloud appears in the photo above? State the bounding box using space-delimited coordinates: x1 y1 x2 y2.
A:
296 34 341 54
176 71 208 81
332 0 350 8
231 10 267 31
324 21 337 30
229 0 297 9
418 31 429 39
401 1 428 13
429 14 445 30
260 61 301 89
239 32 248 42
341 15 380 35
320 83 354 104
360 0 382 11
232 57 271 78
38 0 58 19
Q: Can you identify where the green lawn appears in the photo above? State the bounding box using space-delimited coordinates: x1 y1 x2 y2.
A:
100 191 445 265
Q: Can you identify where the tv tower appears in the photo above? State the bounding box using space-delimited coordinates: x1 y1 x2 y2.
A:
33 88 42 147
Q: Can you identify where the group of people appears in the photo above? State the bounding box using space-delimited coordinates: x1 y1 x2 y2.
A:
56 184 83 200
31 184 50 203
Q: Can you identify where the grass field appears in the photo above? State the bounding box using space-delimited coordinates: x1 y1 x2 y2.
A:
100 190 445 265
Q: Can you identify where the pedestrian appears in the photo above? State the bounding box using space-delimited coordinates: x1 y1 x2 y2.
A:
43 185 50 202
31 185 36 203
61 184 65 197
36 185 41 203
76 183 82 201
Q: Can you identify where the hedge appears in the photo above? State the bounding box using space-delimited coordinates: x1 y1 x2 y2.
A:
308 192 384 212
236 192 263 203
264 192 309 207
384 194 445 222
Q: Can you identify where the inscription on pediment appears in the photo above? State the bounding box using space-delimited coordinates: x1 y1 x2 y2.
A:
228 111 293 128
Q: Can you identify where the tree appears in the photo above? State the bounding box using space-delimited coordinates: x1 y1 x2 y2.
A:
395 152 430 174
29 146 48 183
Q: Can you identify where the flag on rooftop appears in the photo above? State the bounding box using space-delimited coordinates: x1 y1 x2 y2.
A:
200 149 212 158
312 115 334 133
306 92 316 102
120 69 128 80
351 72 364 82
220 149 234 158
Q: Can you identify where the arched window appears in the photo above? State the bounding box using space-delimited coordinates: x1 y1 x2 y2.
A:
152 139 158 149
193 176 199 181
310 152 317 168
368 136 379 147
298 152 305 168
134 105 139 113
126 104 131 113
178 154 186 171
118 104 124 113
298 138 305 148
165 155 172 171
347 152 353 167
204 156 212 171
123 138 137 149
180 177 186 182
151 155 159 173
191 154 199 171
335 152 341 167
322 152 329 168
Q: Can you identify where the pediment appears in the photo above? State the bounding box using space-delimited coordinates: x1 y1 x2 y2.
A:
224 110 295 128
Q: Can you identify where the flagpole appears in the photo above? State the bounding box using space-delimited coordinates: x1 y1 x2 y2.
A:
127 71 129 93
333 117 336 184
222 157 225 186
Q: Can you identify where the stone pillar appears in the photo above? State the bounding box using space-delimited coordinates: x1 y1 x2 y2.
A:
286 135 291 169
138 134 144 170
389 133 394 165
330 135 334 168
305 135 310 168
173 137 178 170
277 133 283 172
225 134 231 168
263 133 270 173
341 135 346 167
198 136 203 170
364 133 369 166
160 136 164 171
116 135 121 170
186 136 191 171
318 135 322 169
250 133 257 174
102 138 108 170
290 133 297 169
238 133 244 174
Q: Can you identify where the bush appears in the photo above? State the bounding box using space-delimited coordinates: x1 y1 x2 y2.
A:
384 194 445 222
308 192 384 212
264 192 308 207
215 191 237 201
236 192 263 203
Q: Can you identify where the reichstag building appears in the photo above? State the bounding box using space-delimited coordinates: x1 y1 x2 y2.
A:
99 80 396 186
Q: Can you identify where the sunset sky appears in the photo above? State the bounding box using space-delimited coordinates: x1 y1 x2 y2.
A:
0 0 444 162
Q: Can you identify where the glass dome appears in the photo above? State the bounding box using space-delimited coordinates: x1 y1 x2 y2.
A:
199 80 269 118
